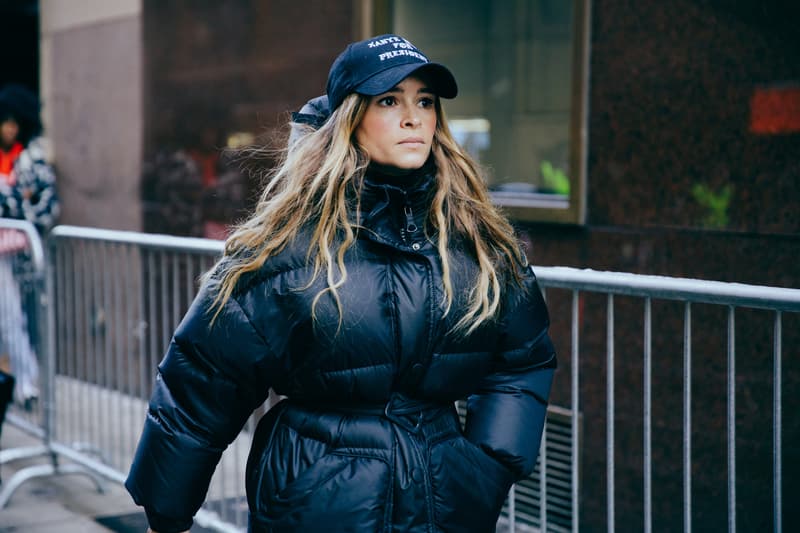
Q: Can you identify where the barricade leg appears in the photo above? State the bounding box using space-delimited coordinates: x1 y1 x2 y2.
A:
0 444 106 508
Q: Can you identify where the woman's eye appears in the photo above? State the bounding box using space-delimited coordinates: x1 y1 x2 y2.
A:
378 96 396 106
419 97 435 108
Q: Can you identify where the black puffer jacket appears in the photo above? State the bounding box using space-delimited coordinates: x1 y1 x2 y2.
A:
125 165 556 533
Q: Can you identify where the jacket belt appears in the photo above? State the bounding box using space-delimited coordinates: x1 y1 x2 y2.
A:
289 392 454 435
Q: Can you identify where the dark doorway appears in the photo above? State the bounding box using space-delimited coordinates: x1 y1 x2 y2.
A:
0 0 40 92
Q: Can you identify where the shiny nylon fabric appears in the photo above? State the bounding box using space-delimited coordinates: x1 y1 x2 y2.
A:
125 167 556 532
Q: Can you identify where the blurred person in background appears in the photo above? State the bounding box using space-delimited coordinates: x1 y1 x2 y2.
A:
126 34 556 533
187 124 247 241
0 83 59 411
141 118 246 239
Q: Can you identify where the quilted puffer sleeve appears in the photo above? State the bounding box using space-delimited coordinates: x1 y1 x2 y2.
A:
464 266 557 481
125 281 277 531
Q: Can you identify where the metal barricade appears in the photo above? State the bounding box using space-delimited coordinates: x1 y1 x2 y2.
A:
45 225 244 531
5 223 799 532
525 267 800 533
0 219 104 508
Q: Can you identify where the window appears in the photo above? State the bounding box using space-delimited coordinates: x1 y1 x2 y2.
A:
368 0 590 224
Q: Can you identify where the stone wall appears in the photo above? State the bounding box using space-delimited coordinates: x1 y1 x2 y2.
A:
40 0 143 231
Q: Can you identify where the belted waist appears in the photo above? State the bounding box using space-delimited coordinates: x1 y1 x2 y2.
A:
286 392 458 436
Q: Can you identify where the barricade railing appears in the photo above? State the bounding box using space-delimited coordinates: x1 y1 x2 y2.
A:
2 223 798 532
527 266 799 533
0 219 104 508
45 225 239 531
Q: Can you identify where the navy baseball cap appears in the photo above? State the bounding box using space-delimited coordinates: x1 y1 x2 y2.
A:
326 34 458 112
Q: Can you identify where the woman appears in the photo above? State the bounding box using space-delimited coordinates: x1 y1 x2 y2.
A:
126 34 556 533
0 84 59 233
1 84 58 410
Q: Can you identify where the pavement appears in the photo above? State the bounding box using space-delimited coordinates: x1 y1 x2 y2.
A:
0 373 252 533
0 422 146 533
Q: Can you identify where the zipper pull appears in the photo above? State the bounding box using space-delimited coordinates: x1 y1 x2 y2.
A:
404 205 418 234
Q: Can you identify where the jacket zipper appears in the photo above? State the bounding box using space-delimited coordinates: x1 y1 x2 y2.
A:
400 190 420 249
404 205 418 236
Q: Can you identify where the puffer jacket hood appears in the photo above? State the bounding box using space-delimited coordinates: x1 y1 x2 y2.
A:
126 162 556 532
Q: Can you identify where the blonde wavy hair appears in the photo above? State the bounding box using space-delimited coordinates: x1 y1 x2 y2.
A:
207 92 527 335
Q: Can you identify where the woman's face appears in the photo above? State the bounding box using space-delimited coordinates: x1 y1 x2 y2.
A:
1 118 20 148
355 76 437 169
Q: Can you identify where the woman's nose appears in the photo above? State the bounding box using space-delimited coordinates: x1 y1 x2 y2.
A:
403 114 421 128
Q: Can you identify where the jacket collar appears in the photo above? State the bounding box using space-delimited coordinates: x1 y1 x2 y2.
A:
357 160 437 248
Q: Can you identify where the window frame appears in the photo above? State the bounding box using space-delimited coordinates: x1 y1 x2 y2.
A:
360 0 591 225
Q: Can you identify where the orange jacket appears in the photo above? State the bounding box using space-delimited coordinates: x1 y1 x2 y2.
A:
0 142 23 182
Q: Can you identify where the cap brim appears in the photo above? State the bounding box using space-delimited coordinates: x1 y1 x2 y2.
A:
355 63 458 99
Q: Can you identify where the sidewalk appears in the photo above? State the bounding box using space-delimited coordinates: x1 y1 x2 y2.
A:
0 374 248 533
0 422 144 533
